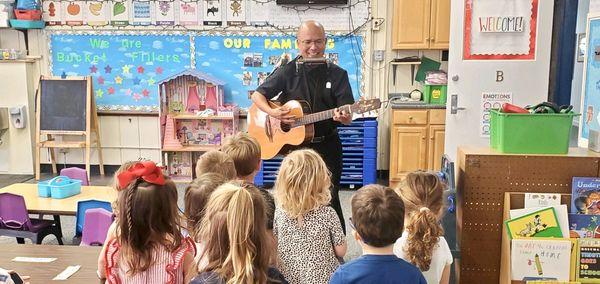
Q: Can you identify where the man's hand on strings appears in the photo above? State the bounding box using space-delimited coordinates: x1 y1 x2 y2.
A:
333 107 352 125
269 106 296 124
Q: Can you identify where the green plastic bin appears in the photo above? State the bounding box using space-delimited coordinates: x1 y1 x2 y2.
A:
423 84 447 105
489 109 579 154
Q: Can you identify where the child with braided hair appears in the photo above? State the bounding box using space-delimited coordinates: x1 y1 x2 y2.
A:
97 161 196 284
393 171 453 284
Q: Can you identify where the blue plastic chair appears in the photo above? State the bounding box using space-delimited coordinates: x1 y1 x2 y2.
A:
75 200 112 237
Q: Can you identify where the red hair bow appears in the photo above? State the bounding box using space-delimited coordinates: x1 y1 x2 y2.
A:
117 161 165 189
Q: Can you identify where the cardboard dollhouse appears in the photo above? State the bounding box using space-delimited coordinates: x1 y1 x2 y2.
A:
158 69 238 182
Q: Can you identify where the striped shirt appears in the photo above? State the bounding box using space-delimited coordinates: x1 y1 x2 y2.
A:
104 236 196 284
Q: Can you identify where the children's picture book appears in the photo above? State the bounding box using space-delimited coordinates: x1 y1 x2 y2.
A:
511 238 572 281
577 238 600 282
569 213 600 238
510 205 569 239
506 207 563 239
572 177 600 214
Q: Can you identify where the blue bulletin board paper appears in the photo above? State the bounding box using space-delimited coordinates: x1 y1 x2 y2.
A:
581 16 600 143
50 32 192 112
194 34 363 109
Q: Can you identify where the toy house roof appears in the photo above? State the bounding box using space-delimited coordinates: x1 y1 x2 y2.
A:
157 69 226 85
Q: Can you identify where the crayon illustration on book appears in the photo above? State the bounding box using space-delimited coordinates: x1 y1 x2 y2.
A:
572 177 600 214
506 207 563 239
511 239 572 281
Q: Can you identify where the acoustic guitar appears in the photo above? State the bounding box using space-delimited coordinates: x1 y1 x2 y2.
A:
248 99 381 159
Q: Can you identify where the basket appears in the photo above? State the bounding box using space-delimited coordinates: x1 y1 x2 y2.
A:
490 109 579 154
14 9 41 20
9 19 44 29
423 84 447 105
37 176 82 199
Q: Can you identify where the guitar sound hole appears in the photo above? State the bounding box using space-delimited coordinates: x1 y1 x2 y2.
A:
280 122 291 132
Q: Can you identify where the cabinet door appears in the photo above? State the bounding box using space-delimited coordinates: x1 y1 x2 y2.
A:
119 116 140 148
392 0 431 49
138 116 160 149
427 125 445 171
389 126 428 180
429 0 450 49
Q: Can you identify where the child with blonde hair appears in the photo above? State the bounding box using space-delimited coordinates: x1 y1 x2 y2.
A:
191 182 287 284
394 171 453 284
194 150 236 180
98 161 196 283
273 149 346 284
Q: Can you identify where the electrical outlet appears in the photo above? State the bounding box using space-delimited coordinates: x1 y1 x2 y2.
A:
372 18 383 31
373 50 385 62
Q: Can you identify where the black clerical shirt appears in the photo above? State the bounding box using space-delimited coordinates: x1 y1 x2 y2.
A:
256 57 355 137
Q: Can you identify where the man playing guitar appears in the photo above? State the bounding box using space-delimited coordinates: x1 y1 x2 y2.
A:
251 20 354 232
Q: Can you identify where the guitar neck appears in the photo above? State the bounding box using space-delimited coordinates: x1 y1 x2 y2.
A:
291 105 351 127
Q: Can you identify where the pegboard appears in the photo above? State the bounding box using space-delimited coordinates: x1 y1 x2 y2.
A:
456 147 600 284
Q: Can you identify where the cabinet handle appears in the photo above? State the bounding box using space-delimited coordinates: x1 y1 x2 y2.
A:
430 37 435 41
408 116 413 120
422 136 426 140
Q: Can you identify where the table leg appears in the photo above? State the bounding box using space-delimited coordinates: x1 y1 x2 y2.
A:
53 215 64 245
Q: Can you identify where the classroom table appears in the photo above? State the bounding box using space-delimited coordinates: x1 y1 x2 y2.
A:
0 183 116 216
0 244 102 283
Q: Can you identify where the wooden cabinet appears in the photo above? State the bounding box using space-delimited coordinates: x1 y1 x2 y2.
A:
389 109 445 187
391 0 450 49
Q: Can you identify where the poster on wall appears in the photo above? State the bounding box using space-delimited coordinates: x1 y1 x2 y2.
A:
203 0 222 26
194 34 363 109
579 15 600 145
85 1 109 26
179 0 200 25
226 0 246 26
110 0 130 26
155 0 176 25
132 0 152 26
480 92 512 137
63 1 84 26
42 1 62 25
248 0 268 26
49 33 192 112
463 0 538 60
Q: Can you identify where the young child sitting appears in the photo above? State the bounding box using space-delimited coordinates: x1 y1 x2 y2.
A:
191 182 287 284
97 161 196 284
330 184 426 283
393 171 453 284
273 149 346 284
220 132 275 230
194 150 237 180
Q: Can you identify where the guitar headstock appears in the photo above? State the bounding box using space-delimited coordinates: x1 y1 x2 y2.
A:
350 99 382 114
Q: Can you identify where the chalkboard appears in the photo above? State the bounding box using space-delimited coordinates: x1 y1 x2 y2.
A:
40 79 88 132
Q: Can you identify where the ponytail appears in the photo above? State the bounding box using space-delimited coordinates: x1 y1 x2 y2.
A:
404 207 444 271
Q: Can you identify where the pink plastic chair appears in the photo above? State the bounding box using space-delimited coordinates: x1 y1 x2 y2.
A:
0 193 63 244
80 208 113 246
59 167 89 186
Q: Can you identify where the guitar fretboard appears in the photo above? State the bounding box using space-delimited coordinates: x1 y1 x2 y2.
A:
291 105 352 127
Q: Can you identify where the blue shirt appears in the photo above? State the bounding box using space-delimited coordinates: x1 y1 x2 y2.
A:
329 254 427 284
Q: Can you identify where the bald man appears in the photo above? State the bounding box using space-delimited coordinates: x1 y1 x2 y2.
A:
251 20 354 232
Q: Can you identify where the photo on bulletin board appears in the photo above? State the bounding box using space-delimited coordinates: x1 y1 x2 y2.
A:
578 33 587 63
579 14 600 146
49 32 192 112
463 0 539 60
193 34 363 109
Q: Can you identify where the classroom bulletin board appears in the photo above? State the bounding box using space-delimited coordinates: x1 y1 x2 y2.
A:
579 14 600 145
49 32 363 112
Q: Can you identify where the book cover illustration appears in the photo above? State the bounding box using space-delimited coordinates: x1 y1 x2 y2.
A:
510 205 569 239
569 213 600 238
577 238 600 282
506 207 563 239
572 177 600 214
511 238 572 281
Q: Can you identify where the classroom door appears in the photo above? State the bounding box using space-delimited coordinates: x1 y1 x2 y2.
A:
444 0 555 163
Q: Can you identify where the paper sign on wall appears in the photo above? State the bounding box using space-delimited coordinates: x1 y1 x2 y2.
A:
132 0 152 25
480 92 512 137
226 0 246 26
110 0 130 26
179 0 200 25
204 0 222 26
63 1 84 26
85 1 109 26
155 0 176 25
249 0 268 26
43 1 62 25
